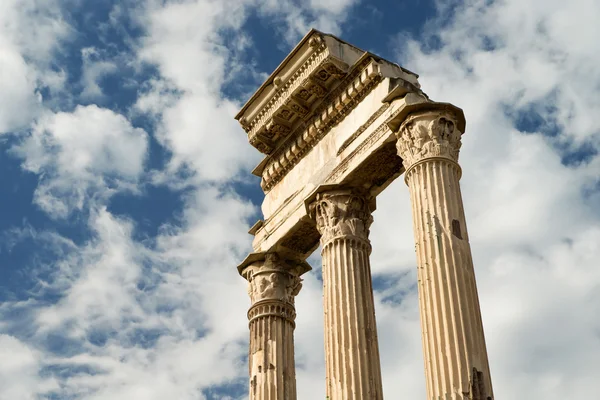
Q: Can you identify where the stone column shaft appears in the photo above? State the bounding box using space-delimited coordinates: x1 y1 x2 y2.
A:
311 191 384 400
396 110 494 400
248 301 297 400
243 254 305 400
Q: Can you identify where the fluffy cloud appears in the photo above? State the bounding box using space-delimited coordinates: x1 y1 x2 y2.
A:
253 0 359 41
133 0 259 183
80 47 119 100
0 0 69 133
1 190 254 399
14 105 148 218
0 335 58 399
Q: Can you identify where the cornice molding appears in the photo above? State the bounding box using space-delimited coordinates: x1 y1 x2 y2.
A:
260 58 383 192
241 36 329 136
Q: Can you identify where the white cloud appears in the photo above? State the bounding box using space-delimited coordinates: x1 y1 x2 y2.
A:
0 45 41 134
35 209 145 336
133 0 258 183
253 0 359 41
308 0 358 15
0 335 58 399
22 189 255 399
14 105 148 218
0 0 69 133
80 47 119 100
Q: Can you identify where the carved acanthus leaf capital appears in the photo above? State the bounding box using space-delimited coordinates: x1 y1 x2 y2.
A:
243 253 303 305
309 191 373 245
395 111 463 170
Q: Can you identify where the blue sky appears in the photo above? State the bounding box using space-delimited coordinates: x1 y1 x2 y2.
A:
1 0 599 398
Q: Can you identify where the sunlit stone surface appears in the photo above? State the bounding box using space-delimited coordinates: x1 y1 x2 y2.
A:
236 28 494 400
395 110 494 400
309 189 383 399
241 254 310 400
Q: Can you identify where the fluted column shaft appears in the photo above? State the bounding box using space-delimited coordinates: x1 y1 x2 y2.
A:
310 190 384 400
396 110 494 400
242 254 304 400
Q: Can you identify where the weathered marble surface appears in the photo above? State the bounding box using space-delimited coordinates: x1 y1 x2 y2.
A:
241 254 310 400
395 110 494 400
236 28 495 400
309 189 384 400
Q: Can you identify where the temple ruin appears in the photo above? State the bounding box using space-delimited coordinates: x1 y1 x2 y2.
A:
235 29 494 400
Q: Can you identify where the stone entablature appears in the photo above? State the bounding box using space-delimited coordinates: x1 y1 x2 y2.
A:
236 29 421 190
259 58 383 192
235 30 363 155
235 31 427 262
248 94 459 261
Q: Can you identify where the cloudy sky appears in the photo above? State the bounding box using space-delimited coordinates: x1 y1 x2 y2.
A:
1 0 599 398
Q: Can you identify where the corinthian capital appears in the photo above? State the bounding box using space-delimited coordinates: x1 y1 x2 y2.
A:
395 111 463 170
309 190 373 245
242 253 303 305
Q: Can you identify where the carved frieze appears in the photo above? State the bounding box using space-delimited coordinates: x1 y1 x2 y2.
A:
294 87 312 102
309 191 373 246
285 98 309 118
249 135 274 154
323 60 348 77
245 52 349 156
306 78 327 98
395 111 462 170
240 35 357 157
241 36 328 135
261 60 383 191
265 117 292 140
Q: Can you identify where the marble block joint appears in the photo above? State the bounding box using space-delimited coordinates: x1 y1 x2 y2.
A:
236 28 495 400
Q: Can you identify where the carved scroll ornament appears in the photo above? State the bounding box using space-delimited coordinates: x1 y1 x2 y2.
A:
310 191 373 246
244 253 303 305
395 111 463 170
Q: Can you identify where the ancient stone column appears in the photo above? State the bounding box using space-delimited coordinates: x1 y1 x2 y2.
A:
241 253 304 400
395 109 494 400
310 190 384 400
